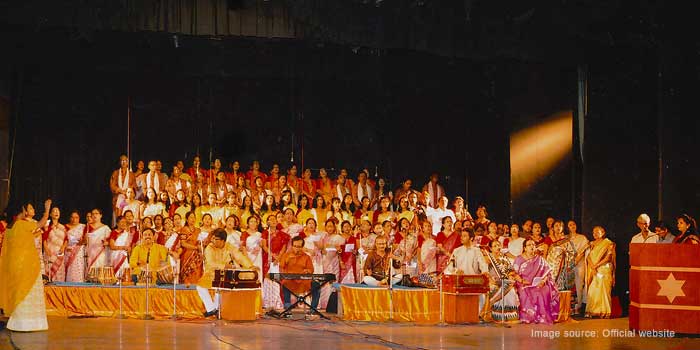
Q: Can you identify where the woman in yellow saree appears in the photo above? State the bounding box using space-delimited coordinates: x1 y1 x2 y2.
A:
585 225 615 318
0 199 51 331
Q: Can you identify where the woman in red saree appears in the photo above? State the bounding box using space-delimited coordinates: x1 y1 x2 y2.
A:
300 168 316 200
354 196 374 222
435 216 460 274
261 214 290 310
178 211 203 285
316 168 334 203
339 219 358 283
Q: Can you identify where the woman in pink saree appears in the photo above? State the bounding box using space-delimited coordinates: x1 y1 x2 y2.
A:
512 238 560 324
322 219 343 283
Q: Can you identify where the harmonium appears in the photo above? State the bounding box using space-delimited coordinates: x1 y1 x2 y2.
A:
441 274 489 294
213 269 260 289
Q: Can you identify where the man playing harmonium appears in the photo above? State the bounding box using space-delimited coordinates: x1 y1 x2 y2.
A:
196 228 256 317
278 236 321 317
444 229 490 314
128 228 168 283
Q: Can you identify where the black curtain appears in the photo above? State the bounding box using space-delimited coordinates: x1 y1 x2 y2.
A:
6 30 512 223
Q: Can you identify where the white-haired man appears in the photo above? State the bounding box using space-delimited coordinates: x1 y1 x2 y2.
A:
630 213 658 244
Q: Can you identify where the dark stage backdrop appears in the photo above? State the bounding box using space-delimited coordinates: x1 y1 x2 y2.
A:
4 31 531 224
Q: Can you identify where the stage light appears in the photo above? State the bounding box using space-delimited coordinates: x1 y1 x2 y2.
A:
510 110 573 200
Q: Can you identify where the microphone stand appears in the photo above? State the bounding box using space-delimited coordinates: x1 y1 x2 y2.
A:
388 254 394 321
84 234 90 282
116 249 128 319
142 248 154 320
171 258 179 320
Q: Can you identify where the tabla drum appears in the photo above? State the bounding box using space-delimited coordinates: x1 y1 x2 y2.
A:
98 266 116 285
138 270 155 285
119 267 134 285
156 265 175 285
87 266 100 283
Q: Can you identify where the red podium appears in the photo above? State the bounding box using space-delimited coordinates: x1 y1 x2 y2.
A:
629 244 700 334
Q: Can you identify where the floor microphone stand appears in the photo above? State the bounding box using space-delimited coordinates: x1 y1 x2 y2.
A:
171 262 179 320
116 251 128 319
84 235 90 282
388 260 394 321
142 249 154 320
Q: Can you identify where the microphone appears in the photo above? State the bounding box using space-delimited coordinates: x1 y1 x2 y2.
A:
146 248 151 264
451 256 456 268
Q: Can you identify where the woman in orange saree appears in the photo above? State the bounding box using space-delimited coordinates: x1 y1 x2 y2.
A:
0 199 51 331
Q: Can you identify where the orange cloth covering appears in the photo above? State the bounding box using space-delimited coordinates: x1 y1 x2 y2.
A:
44 285 261 320
339 285 441 323
0 220 40 316
338 285 569 324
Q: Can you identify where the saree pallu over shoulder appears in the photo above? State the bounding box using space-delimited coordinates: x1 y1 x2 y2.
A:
546 237 576 291
0 220 41 316
585 238 615 318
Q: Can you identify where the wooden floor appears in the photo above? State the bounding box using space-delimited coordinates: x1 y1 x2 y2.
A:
1 314 698 350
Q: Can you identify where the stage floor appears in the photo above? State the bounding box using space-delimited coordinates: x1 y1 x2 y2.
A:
1 315 697 350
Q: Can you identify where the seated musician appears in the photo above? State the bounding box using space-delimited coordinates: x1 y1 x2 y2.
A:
128 228 168 284
197 228 255 317
444 230 490 314
278 236 320 316
362 236 403 286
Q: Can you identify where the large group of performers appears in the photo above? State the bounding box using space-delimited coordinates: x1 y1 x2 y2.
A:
1 155 698 332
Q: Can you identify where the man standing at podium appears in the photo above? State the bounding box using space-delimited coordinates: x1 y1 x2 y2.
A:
197 229 255 317
444 230 490 314
630 214 658 244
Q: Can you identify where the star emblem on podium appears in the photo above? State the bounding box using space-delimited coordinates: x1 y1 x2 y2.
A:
656 273 686 303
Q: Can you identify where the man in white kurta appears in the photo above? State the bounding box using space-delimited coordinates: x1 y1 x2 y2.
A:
444 231 489 313
630 213 658 244
196 228 255 316
425 196 456 236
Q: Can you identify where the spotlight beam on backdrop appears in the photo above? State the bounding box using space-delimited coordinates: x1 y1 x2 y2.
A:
510 110 573 201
